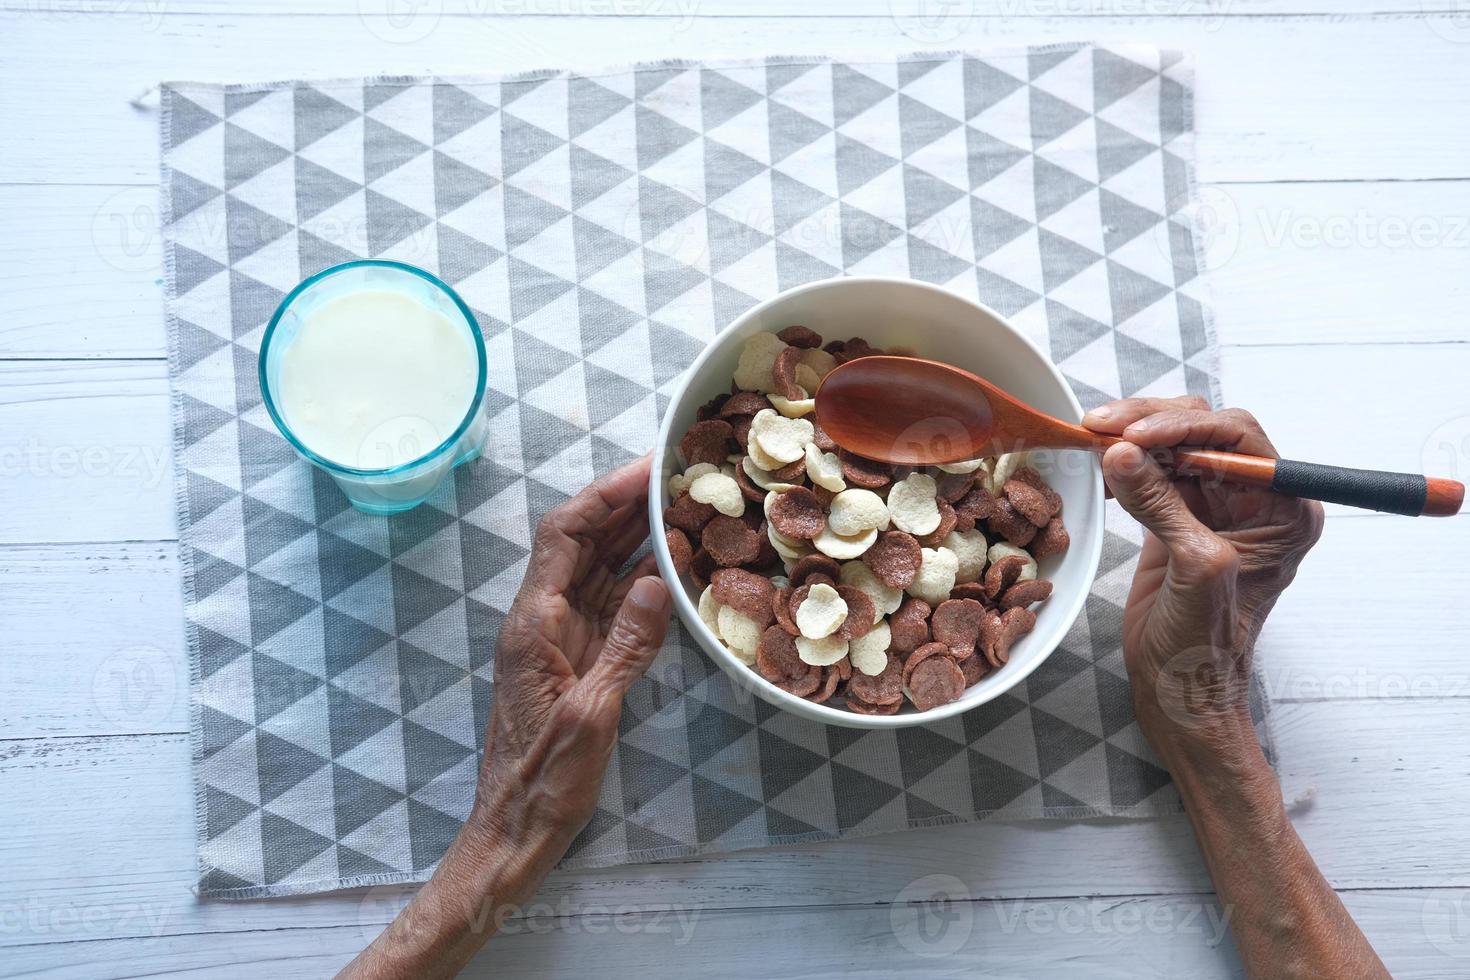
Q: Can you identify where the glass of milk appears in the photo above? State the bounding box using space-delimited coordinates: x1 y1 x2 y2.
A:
259 260 489 515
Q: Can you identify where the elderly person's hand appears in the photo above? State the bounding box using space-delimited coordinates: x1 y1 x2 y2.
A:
1083 397 1387 980
341 456 671 980
1082 396 1324 746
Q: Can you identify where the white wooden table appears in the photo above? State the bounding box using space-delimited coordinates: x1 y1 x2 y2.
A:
4 2 1470 976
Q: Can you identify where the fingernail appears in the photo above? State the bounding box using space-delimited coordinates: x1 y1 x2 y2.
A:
1129 417 1155 432
627 576 670 613
1084 406 1112 422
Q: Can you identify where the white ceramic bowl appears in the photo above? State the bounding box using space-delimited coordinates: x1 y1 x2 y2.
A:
649 277 1104 729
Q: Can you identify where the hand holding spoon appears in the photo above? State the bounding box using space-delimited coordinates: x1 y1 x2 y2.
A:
814 355 1464 518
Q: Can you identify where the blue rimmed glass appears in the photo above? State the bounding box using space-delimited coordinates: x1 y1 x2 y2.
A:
259 260 489 516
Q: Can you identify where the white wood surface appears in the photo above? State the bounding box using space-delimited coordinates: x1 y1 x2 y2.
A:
2 3 1468 977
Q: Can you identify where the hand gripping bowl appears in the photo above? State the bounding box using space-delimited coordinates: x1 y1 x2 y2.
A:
649 278 1104 729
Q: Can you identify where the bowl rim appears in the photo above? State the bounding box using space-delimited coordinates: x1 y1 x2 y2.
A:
648 275 1105 729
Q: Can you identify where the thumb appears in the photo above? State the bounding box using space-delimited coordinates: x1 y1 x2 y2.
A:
1103 442 1216 559
585 576 672 698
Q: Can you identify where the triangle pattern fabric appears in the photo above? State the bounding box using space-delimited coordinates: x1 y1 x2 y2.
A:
162 46 1229 900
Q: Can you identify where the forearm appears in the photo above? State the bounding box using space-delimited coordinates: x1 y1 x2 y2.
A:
337 811 562 980
1147 708 1388 980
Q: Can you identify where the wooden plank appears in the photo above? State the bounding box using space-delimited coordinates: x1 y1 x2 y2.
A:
2 698 1467 953
7 887 1465 980
4 16 1470 184
0 360 175 544
6 179 1467 359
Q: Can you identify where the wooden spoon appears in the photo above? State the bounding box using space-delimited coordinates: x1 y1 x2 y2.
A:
814 355 1464 518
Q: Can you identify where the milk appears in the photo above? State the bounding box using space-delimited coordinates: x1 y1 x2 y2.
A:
277 289 479 471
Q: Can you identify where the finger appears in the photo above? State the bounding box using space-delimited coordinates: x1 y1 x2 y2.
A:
1082 396 1211 434
1103 443 1235 577
1121 408 1279 458
525 457 653 594
568 502 651 588
581 575 672 698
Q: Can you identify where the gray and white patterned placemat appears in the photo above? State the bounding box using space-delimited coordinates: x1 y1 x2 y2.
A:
161 44 1243 899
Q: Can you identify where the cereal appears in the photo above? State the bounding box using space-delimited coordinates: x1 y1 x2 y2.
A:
690 548 718 590
1000 578 1053 610
861 529 923 590
807 665 843 703
812 524 877 560
710 568 777 627
987 498 1038 547
1003 479 1052 527
700 516 759 568
777 664 824 697
756 626 808 682
811 419 838 453
663 327 1066 715
833 585 875 640
979 606 1036 668
887 473 942 536
717 390 770 418
1012 465 1063 517
907 546 959 606
668 461 718 497
986 542 1038 582
680 419 735 467
805 443 846 493
838 449 892 490
745 430 788 472
767 486 827 540
954 483 998 524
698 584 722 633
788 554 841 589
666 528 693 576
772 586 800 635
771 345 805 401
778 325 822 348
908 655 966 712
983 554 1027 601
1030 516 1070 559
942 528 989 583
888 597 932 653
931 598 986 655
690 471 746 518
768 389 816 419
936 470 976 503
796 633 850 667
847 653 903 705
948 582 989 603
717 605 763 664
827 488 889 537
664 492 717 533
838 560 902 620
957 653 988 686
795 582 848 639
848 621 891 676
798 347 838 381
732 331 788 393
915 500 958 548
